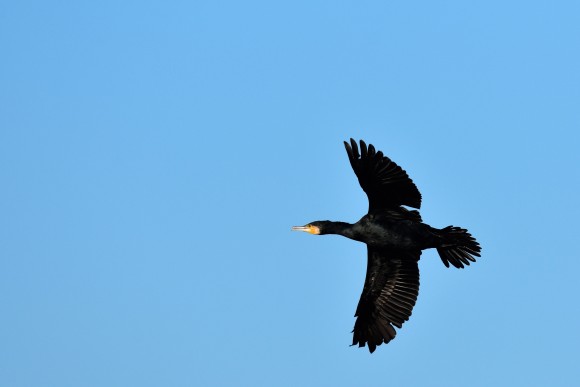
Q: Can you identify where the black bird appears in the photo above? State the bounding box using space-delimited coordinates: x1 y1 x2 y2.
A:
292 139 481 353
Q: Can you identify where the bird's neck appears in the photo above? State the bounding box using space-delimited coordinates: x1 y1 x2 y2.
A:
324 221 357 239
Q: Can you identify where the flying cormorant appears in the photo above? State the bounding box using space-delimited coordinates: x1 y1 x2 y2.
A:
292 139 481 353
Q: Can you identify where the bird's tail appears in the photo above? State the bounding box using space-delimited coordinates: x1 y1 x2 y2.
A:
436 226 481 269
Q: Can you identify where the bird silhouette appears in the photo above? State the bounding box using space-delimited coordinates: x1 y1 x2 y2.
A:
292 139 481 353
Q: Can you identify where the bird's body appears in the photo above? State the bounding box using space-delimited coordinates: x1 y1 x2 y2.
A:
317 214 438 250
351 213 439 249
292 139 481 353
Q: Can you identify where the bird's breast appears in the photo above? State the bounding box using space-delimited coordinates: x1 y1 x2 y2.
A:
354 219 431 250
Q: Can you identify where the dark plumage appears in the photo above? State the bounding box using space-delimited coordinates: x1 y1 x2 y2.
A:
292 139 481 353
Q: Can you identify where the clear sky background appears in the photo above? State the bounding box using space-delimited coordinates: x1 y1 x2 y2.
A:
1 1 579 386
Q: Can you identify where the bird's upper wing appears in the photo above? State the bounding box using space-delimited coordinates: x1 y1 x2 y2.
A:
352 247 421 353
344 138 422 210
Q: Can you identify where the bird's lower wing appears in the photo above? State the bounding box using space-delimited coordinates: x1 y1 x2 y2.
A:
353 248 421 353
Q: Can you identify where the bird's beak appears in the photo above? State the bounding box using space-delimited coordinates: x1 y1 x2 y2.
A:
291 225 320 235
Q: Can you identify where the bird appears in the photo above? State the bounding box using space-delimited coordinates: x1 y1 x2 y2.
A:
292 139 481 353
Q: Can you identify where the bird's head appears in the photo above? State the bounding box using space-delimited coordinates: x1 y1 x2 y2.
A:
291 221 330 235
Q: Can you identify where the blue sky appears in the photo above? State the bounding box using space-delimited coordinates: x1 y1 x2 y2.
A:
1 1 579 386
